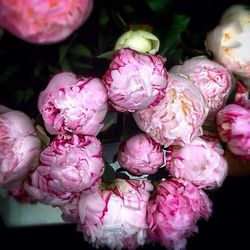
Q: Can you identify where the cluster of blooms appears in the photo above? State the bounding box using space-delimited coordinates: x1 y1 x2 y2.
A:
0 2 250 250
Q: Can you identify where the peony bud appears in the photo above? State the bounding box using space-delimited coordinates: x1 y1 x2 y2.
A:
0 0 93 44
133 73 208 147
205 5 250 78
171 56 234 119
147 178 212 250
216 104 250 160
117 133 164 175
114 29 160 54
102 48 168 112
166 136 228 189
79 179 153 249
38 72 108 136
0 105 41 188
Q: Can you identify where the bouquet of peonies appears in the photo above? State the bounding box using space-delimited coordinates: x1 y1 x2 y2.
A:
0 1 250 250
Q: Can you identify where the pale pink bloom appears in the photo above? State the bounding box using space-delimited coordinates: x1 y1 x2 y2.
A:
147 178 212 250
60 193 80 223
206 5 250 78
24 134 103 206
8 181 36 203
24 168 76 206
117 133 164 175
171 56 233 119
38 72 108 136
216 104 250 159
0 105 41 188
0 0 93 44
166 136 228 189
133 73 208 147
79 179 153 250
102 48 168 112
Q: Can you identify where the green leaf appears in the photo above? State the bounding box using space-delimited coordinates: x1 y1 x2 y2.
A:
35 125 51 150
123 5 135 15
0 65 20 85
10 88 34 105
161 14 190 56
11 90 25 105
102 160 116 183
99 9 109 27
60 59 72 71
111 10 127 30
33 63 43 78
146 0 171 13
167 48 183 64
71 61 93 69
97 50 117 59
23 88 34 103
70 44 92 58
59 45 70 64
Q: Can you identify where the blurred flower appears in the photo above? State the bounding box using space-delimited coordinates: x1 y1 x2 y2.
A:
216 104 250 160
166 136 228 189
206 5 250 78
0 105 41 188
133 73 208 147
24 134 103 206
79 179 153 249
114 29 160 54
0 0 93 44
147 178 212 250
171 56 233 119
38 72 108 136
117 133 164 175
102 48 168 112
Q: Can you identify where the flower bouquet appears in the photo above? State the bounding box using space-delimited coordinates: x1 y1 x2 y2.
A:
0 1 250 250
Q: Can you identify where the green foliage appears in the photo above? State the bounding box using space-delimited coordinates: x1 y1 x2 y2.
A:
102 161 116 183
10 89 34 106
161 14 191 58
146 0 172 13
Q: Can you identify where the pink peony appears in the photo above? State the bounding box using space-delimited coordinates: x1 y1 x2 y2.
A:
78 179 153 249
24 134 104 206
133 73 208 147
102 48 168 112
60 193 80 223
171 56 233 119
117 133 164 175
8 181 36 203
38 72 108 136
216 104 250 159
147 178 212 250
205 5 250 78
234 80 250 109
0 0 93 44
166 136 228 189
0 105 41 188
